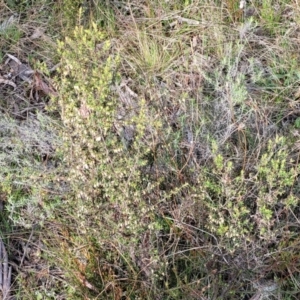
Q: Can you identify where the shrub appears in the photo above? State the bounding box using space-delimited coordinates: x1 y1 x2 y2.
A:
53 21 165 298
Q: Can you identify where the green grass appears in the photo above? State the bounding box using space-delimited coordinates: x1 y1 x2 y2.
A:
1 0 300 299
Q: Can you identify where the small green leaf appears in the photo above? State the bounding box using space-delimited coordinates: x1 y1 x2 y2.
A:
294 117 300 128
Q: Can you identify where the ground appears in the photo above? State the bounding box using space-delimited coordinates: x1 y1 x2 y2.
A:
1 0 300 299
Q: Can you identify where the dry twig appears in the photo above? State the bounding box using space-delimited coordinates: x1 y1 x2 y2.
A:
0 238 12 300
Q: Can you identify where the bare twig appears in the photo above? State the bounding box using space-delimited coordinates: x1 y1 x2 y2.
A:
0 238 12 300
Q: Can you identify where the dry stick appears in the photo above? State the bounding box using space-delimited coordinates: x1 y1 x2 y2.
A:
19 228 34 268
0 238 12 299
3 244 7 295
0 241 2 287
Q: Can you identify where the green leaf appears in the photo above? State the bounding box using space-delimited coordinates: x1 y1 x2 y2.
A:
294 117 300 129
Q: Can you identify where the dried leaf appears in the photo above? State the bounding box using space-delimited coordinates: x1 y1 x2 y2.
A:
33 72 58 96
5 53 21 65
5 54 34 83
0 78 16 89
76 272 99 293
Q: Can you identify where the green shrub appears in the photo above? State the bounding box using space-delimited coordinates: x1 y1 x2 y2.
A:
53 22 165 298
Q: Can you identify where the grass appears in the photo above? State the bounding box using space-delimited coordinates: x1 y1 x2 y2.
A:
1 0 300 299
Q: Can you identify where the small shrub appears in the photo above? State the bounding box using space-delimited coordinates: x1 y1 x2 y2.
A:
53 21 165 298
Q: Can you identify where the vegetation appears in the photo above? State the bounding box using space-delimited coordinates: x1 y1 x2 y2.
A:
1 0 300 299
